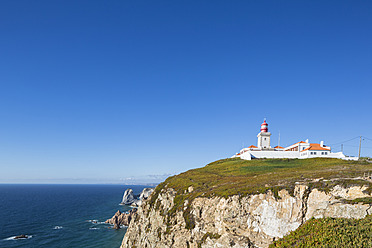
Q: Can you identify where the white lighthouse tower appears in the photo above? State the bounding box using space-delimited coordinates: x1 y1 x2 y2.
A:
257 119 271 150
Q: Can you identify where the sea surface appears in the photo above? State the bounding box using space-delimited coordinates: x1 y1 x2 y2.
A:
0 184 147 248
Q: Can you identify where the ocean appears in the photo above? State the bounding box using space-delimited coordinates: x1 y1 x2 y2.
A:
0 184 147 248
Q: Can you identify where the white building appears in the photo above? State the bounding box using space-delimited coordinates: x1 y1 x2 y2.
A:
233 120 358 161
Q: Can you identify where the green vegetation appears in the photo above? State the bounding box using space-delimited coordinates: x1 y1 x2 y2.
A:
197 233 222 248
157 227 162 239
148 158 372 230
270 216 372 247
360 156 372 162
343 197 372 205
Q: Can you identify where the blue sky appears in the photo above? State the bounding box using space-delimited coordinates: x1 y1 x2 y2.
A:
1 1 372 184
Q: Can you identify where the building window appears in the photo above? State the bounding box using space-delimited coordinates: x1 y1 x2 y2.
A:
314 152 317 155
264 138 266 140
325 152 328 155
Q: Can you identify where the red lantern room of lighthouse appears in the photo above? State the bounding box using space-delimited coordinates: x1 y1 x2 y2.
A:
260 119 268 133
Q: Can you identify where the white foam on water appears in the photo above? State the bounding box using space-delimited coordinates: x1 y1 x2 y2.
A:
87 220 108 225
89 227 100 230
53 226 63 230
87 219 107 225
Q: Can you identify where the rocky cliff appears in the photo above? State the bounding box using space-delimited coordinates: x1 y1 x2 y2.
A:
120 158 372 248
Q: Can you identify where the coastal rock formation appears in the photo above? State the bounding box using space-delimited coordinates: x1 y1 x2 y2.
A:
105 208 137 229
121 189 135 205
120 187 154 207
121 185 372 248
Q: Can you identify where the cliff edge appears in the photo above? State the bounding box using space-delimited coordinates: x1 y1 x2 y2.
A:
121 158 372 248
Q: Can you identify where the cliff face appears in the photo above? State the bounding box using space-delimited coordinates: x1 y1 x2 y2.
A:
121 185 372 248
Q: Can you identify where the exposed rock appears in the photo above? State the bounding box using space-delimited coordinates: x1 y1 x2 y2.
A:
305 188 372 220
130 199 141 207
188 186 194 193
139 187 154 201
331 185 370 200
130 188 155 207
105 208 137 229
14 235 28 240
120 189 135 205
121 185 372 248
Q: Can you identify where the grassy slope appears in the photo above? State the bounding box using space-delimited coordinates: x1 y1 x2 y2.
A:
270 216 372 247
152 158 372 202
148 158 372 233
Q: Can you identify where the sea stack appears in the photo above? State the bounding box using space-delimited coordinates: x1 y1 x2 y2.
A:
120 187 155 206
120 189 135 205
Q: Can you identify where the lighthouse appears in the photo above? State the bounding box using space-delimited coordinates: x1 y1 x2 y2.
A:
257 119 271 149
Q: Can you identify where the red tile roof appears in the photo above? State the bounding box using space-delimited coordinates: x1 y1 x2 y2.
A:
248 145 258 148
294 141 306 145
301 143 330 152
286 141 306 148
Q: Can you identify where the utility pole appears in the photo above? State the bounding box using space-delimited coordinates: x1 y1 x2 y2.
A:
341 144 343 153
358 136 362 159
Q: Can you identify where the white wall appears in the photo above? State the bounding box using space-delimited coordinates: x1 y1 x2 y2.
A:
257 132 271 149
243 151 300 159
234 148 358 161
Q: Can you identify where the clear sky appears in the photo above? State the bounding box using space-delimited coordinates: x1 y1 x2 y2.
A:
1 1 372 184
